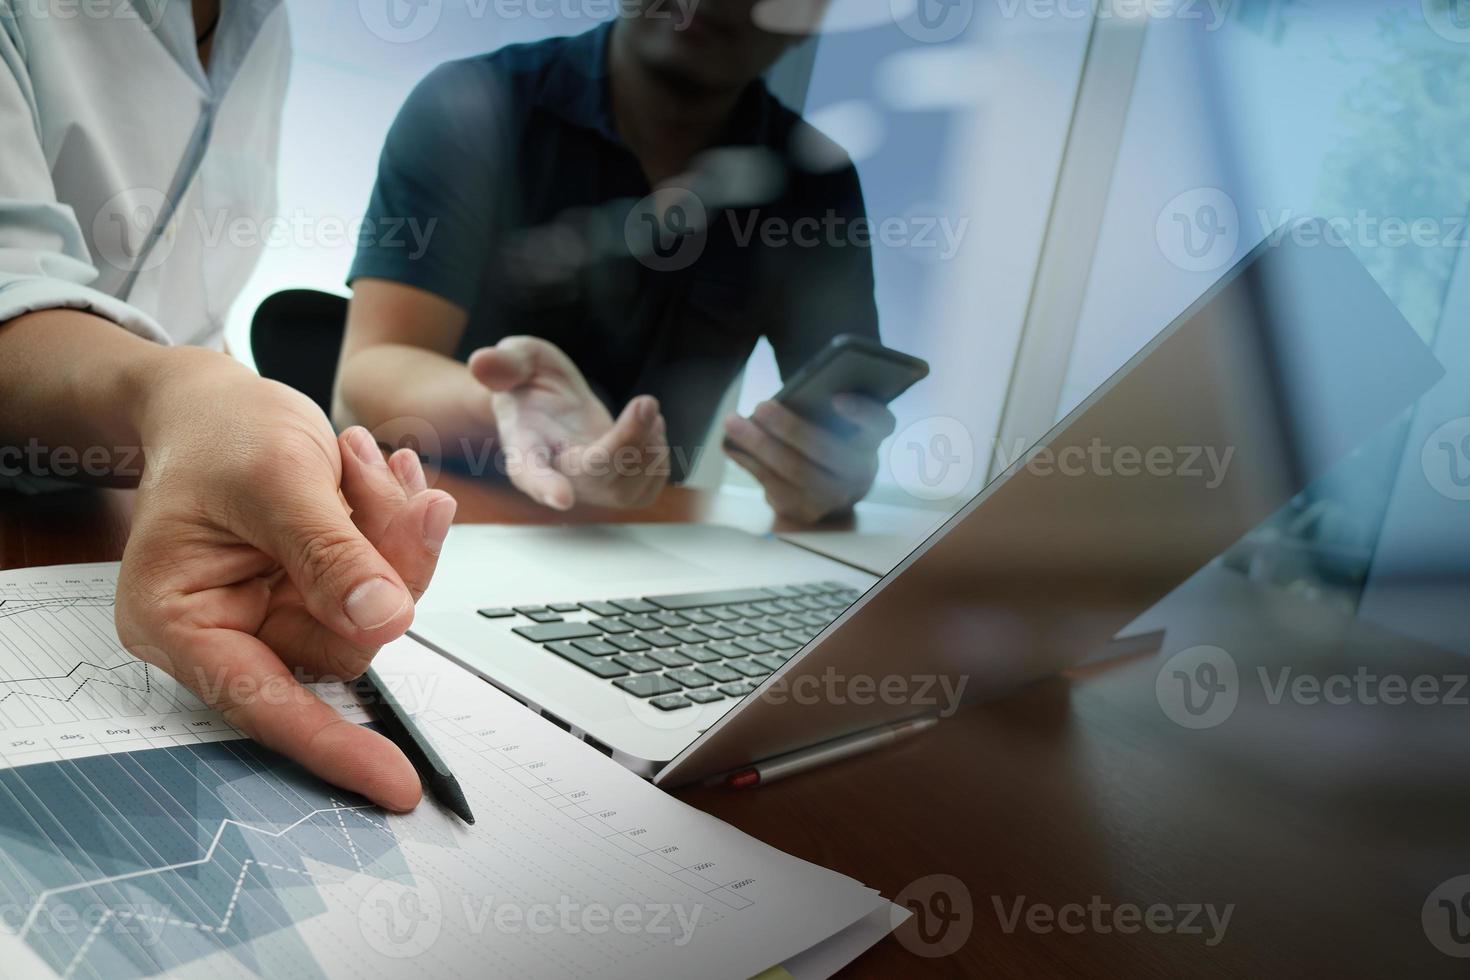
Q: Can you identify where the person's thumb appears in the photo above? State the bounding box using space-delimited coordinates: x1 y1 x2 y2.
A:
595 395 662 454
469 337 587 395
261 493 415 648
468 344 534 393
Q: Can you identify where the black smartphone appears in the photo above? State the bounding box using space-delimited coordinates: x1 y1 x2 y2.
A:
774 335 930 433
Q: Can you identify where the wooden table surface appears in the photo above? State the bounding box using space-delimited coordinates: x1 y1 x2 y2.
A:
4 475 1469 978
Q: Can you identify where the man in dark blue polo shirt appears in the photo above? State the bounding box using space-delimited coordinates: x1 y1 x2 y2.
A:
334 5 896 523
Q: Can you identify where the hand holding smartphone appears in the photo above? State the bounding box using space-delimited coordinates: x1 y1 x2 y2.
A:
773 335 929 435
723 334 928 522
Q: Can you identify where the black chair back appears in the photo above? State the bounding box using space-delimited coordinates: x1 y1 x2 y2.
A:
250 289 349 417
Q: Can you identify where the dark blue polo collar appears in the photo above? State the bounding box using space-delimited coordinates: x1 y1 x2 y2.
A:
533 21 619 142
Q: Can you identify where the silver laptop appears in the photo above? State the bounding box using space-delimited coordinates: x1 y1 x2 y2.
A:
412 226 1443 786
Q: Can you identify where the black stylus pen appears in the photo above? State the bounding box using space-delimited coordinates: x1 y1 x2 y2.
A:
353 667 475 825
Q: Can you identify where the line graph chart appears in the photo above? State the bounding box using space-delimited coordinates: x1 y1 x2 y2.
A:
0 579 200 731
0 596 114 621
18 796 392 943
0 566 366 768
0 658 153 707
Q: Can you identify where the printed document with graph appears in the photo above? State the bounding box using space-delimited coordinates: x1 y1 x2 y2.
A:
0 564 898 979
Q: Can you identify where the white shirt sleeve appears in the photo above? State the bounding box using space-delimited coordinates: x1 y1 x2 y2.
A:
0 12 167 343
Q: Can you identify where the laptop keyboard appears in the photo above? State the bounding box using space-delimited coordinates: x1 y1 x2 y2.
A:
477 582 861 712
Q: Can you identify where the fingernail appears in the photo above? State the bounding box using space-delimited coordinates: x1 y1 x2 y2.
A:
348 428 384 467
345 578 409 631
393 451 429 493
423 496 456 555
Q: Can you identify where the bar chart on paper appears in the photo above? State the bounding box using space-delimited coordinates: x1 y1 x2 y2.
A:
0 565 890 980
0 566 365 767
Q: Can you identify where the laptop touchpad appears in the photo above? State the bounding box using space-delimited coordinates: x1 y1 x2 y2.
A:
509 526 719 584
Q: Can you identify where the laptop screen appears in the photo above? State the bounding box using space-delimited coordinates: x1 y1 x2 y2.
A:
1055 0 1470 642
